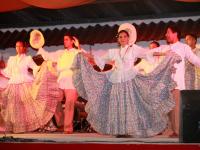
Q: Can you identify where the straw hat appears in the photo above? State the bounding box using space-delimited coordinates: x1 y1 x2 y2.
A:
118 23 137 44
29 29 45 49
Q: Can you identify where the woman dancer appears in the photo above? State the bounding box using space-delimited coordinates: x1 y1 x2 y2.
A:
73 23 181 137
0 41 59 133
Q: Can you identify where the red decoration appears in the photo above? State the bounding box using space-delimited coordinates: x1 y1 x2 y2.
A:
0 0 95 12
176 0 200 2
0 0 29 12
20 0 95 9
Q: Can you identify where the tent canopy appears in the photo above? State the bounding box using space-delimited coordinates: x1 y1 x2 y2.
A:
0 0 200 49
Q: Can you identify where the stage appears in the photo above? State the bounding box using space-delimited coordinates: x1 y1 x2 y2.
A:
0 132 179 143
0 132 199 150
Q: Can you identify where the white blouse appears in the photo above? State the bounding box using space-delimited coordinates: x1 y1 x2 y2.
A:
94 44 153 83
1 54 38 84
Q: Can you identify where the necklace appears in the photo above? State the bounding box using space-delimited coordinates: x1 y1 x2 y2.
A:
119 45 131 61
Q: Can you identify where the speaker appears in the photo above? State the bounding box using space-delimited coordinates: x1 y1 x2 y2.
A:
180 90 200 143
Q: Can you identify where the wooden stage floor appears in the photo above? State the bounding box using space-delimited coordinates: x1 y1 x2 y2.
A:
0 132 179 143
1 132 200 150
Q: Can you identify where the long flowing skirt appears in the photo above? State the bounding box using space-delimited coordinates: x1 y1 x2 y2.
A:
0 75 8 131
185 60 195 89
0 61 63 133
72 53 181 137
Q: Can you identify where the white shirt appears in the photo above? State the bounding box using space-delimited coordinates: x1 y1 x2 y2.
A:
94 44 152 83
37 48 79 89
1 54 38 84
152 41 200 90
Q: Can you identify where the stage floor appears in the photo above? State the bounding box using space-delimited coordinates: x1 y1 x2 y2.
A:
0 132 179 143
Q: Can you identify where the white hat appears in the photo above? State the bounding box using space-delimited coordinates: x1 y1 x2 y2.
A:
29 30 45 49
118 23 137 44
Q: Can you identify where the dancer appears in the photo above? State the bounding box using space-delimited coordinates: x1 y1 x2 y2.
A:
150 26 200 137
72 23 181 137
185 33 200 89
31 30 83 134
0 41 55 133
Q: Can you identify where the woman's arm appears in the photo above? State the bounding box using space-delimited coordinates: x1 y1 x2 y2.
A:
1 57 12 78
133 44 170 63
94 50 113 70
132 44 155 63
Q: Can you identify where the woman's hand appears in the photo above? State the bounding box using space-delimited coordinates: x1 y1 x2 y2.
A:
107 60 115 65
82 52 95 65
153 49 171 56
153 52 164 56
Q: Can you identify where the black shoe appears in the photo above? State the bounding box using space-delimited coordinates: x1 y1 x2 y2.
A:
116 135 131 138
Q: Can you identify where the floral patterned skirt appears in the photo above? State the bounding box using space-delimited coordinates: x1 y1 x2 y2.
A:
72 53 181 137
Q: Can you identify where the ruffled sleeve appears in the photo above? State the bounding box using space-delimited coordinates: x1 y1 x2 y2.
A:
94 49 115 70
131 44 154 63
